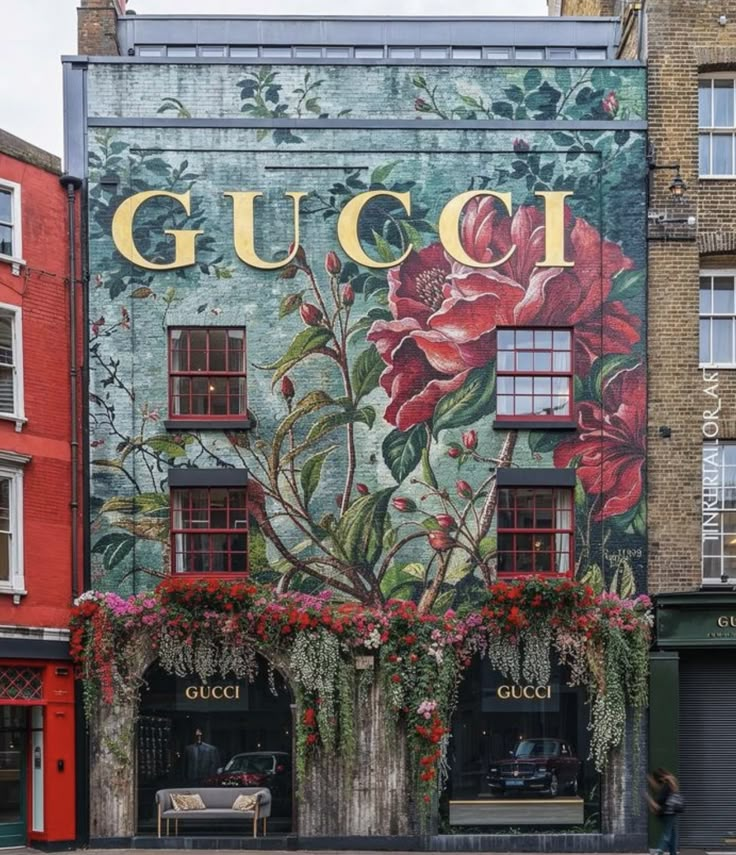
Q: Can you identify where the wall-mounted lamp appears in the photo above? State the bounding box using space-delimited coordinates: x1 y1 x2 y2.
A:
646 143 688 201
668 172 687 198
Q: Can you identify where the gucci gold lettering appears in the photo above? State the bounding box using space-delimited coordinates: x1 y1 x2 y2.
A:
496 684 551 700
226 191 307 270
717 615 736 627
337 191 413 269
112 190 203 270
183 684 241 700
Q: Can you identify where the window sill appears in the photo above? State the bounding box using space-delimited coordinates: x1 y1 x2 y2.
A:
0 587 27 604
0 253 26 277
164 418 252 431
699 363 736 369
493 419 577 430
0 412 27 432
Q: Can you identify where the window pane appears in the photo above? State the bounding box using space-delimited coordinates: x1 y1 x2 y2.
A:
419 48 448 59
553 330 571 350
515 48 543 59
261 47 292 57
0 318 13 366
517 351 533 371
497 330 514 349
701 318 711 363
534 330 552 348
497 395 512 415
485 47 511 59
700 277 712 313
0 368 14 414
200 47 226 57
294 47 322 58
712 318 733 362
516 395 533 414
230 47 259 57
553 351 571 371
713 134 733 174
0 190 11 224
0 225 12 257
325 47 350 58
533 351 551 371
533 376 551 395
0 532 9 583
452 48 481 59
167 47 197 57
497 351 513 371
699 79 713 127
354 47 384 58
714 79 734 127
516 376 532 395
713 276 734 313
700 134 711 175
389 48 415 58
516 329 533 348
497 377 513 394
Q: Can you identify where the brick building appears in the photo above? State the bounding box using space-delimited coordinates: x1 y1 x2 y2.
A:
66 0 651 848
0 130 80 846
551 0 736 848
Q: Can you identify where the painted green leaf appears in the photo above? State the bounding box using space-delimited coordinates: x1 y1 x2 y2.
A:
590 354 640 401
524 68 542 91
273 391 335 454
579 562 604 594
504 85 525 103
305 405 375 445
421 447 438 489
382 424 426 483
300 446 336 509
554 67 572 93
351 345 384 402
491 101 514 120
380 563 423 599
100 493 169 516
371 161 400 186
347 307 393 340
400 220 424 252
145 435 188 458
527 431 562 455
278 292 304 317
432 363 495 437
609 268 645 302
91 532 135 572
433 589 456 614
333 487 395 569
371 230 398 264
258 327 333 384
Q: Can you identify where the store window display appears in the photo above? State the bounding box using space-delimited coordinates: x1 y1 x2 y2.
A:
136 658 292 834
446 657 598 829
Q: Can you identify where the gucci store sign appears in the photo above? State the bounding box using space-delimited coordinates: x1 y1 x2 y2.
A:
174 678 249 711
483 675 559 713
656 593 736 648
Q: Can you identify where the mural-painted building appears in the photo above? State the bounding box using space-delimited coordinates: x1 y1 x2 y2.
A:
66 1 649 847
0 129 80 847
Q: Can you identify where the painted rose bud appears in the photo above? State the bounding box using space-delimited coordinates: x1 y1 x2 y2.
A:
342 283 355 306
602 90 619 116
325 251 342 276
415 98 431 113
435 514 456 530
456 480 474 499
513 138 530 152
447 444 462 459
428 530 455 551
356 483 370 495
280 375 295 402
300 302 323 326
392 497 417 513
462 430 477 450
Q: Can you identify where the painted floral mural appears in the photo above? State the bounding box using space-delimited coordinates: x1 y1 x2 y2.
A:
86 66 647 611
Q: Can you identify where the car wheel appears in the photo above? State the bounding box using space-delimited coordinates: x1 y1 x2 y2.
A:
548 773 559 797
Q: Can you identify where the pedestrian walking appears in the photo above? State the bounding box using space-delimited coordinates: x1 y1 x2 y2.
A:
647 767 683 855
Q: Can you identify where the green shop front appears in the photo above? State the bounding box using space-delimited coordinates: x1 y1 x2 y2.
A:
651 592 736 848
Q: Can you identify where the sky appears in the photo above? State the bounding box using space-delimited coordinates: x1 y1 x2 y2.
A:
2 0 547 161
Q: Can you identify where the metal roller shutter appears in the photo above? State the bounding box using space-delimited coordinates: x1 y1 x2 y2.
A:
679 654 736 847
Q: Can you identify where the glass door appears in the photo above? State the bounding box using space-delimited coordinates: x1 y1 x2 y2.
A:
0 707 27 847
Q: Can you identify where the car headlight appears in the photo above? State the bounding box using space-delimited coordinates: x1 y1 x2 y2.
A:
536 766 548 774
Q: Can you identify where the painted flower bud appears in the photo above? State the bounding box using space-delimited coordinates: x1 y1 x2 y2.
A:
342 283 355 306
356 483 370 495
513 138 530 152
428 530 455 551
392 497 417 513
435 514 456 530
325 251 342 276
456 480 474 499
280 375 295 402
300 302 323 326
415 98 431 113
288 242 307 265
447 445 461 459
602 90 619 116
462 429 477 450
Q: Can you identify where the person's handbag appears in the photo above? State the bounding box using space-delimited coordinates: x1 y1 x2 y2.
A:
665 792 685 814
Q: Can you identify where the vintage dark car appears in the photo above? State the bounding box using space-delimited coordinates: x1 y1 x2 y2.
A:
204 751 291 796
486 738 580 797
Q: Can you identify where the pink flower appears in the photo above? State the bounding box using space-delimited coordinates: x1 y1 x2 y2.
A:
456 480 473 499
428 530 455 551
602 91 619 116
300 303 323 326
280 375 295 402
392 497 417 513
368 204 639 431
462 430 477 450
325 251 342 276
435 514 456 530
342 283 355 306
356 483 370 495
554 364 645 520
447 445 461 459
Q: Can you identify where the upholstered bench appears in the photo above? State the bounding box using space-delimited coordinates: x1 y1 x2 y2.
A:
155 786 271 837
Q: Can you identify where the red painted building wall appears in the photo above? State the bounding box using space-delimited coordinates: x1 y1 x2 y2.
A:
0 129 79 845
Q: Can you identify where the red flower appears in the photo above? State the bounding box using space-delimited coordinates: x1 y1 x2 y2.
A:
602 91 619 116
342 283 355 306
307 733 318 745
300 303 323 326
428 530 455 551
303 707 316 727
356 483 370 495
368 204 639 431
553 364 645 520
447 445 461 458
325 251 342 275
280 375 295 402
391 673 401 683
435 514 456 530
462 429 477 450
456 480 473 499
392 497 417 513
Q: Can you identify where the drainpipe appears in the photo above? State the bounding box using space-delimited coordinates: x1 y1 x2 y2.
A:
60 174 83 601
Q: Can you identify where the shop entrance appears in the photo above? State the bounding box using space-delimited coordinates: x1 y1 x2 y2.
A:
136 656 293 835
679 653 736 847
0 706 27 847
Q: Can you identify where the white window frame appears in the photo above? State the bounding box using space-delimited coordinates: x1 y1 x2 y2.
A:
0 179 24 274
699 73 736 179
699 268 736 367
0 451 30 600
0 303 25 429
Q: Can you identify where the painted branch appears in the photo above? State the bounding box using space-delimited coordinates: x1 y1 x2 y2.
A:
477 429 518 541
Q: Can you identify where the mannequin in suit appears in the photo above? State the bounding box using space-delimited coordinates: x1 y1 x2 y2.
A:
183 727 220 784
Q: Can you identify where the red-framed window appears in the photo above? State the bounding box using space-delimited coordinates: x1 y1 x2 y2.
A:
170 487 248 574
496 328 573 421
168 327 246 419
497 487 574 576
